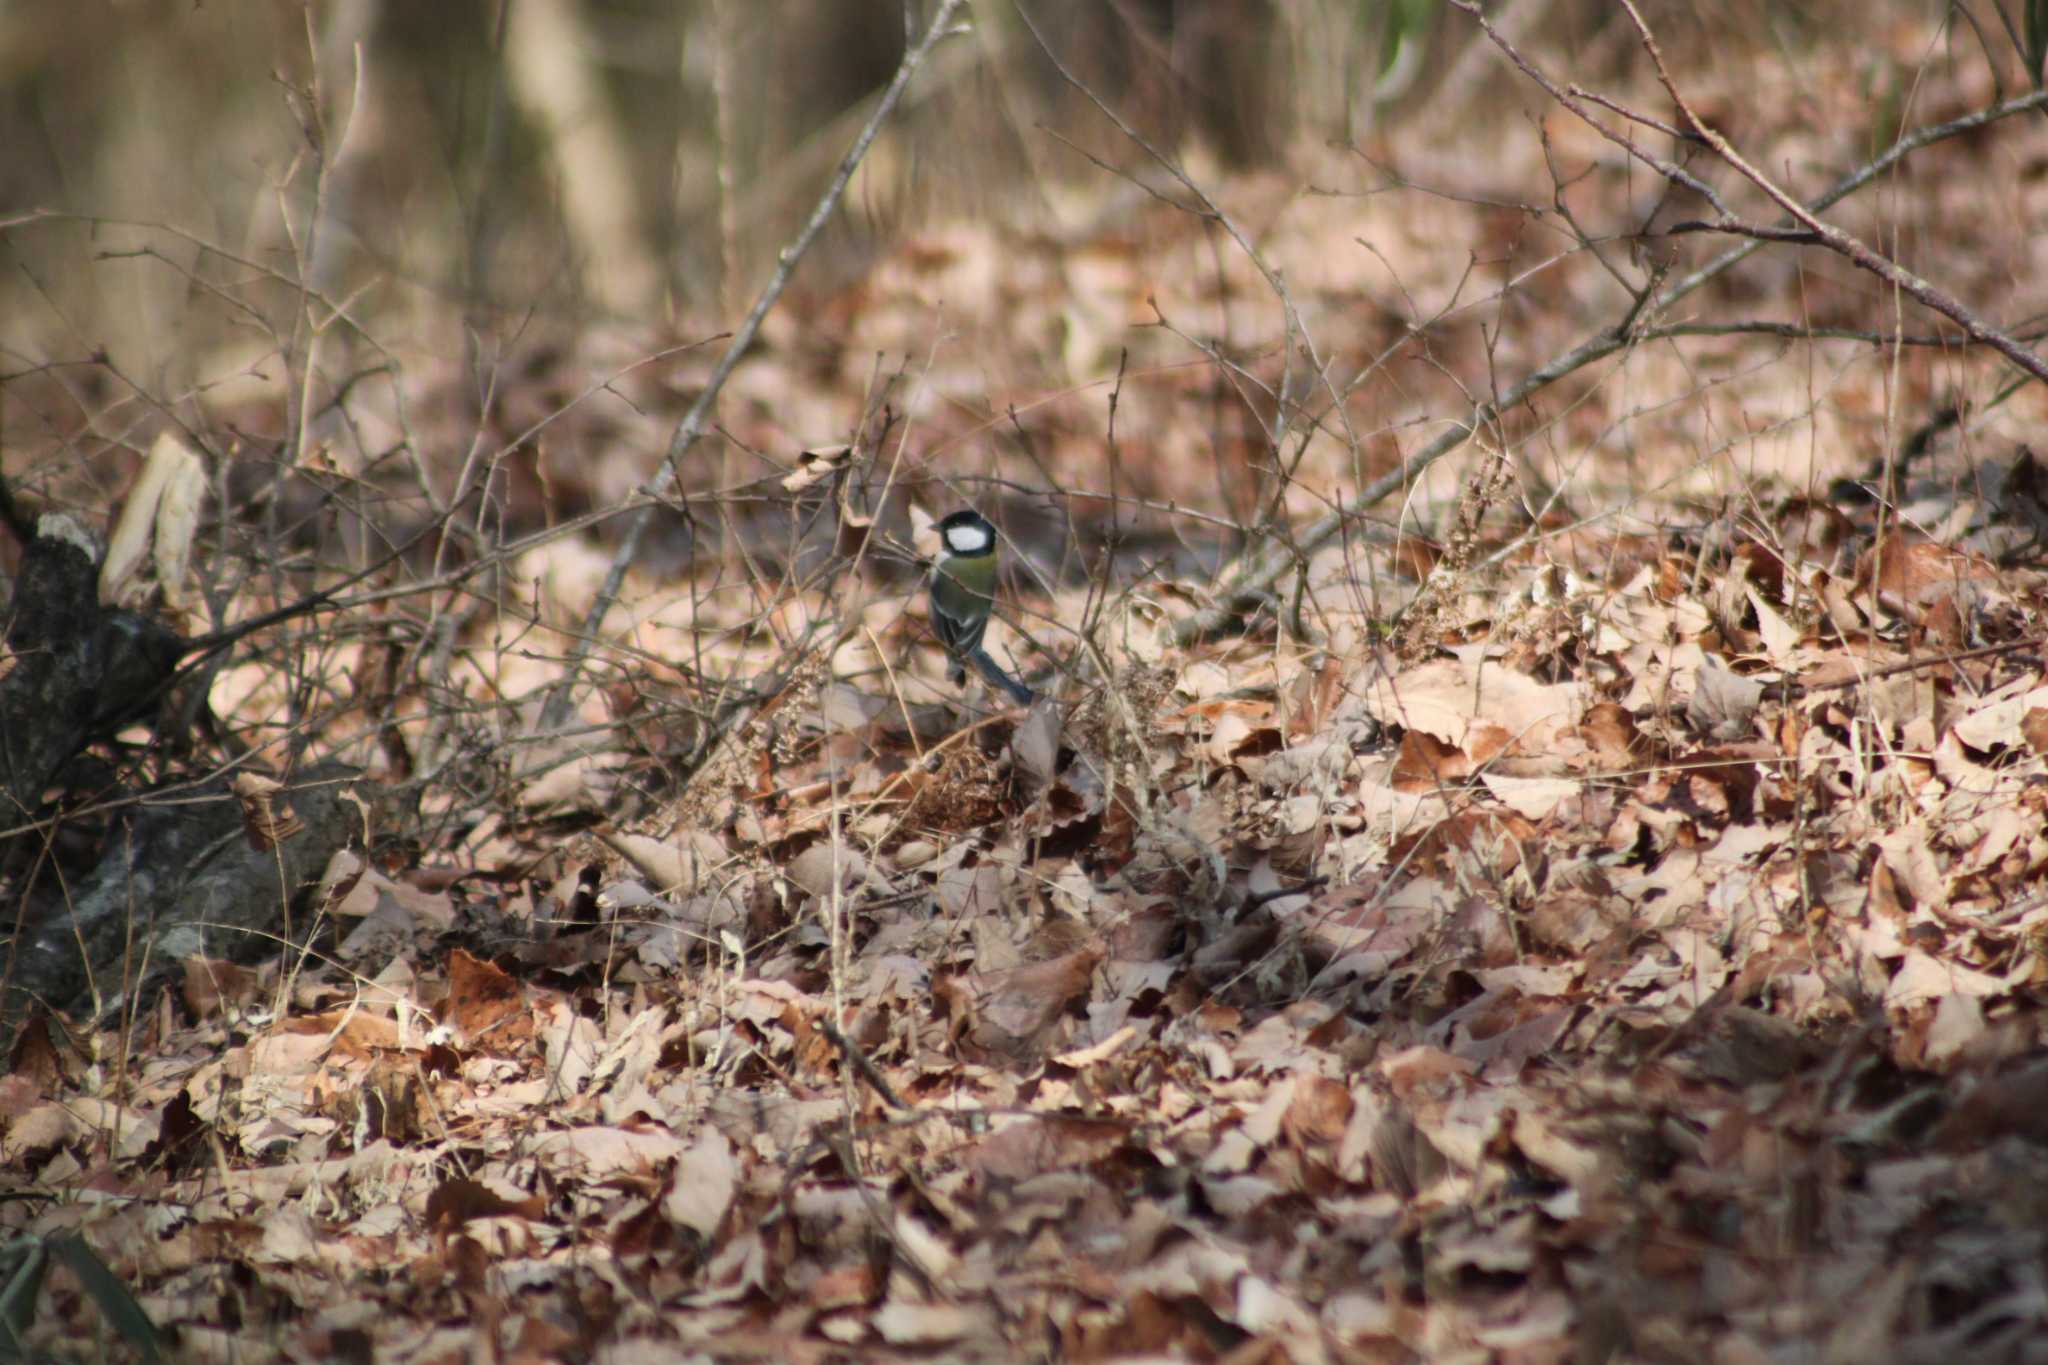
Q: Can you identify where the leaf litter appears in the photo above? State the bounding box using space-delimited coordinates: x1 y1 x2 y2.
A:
13 48 2048 1365
24 488 2048 1360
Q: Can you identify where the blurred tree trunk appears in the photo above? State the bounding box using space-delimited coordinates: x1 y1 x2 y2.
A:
505 0 663 315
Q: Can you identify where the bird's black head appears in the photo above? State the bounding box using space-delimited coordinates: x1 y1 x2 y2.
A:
935 508 995 557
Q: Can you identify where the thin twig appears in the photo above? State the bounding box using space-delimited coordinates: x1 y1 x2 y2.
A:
820 1021 911 1112
539 0 970 729
1759 635 2047 703
1169 11 2048 646
1616 0 2048 385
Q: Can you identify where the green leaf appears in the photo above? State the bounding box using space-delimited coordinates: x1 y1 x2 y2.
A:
46 1238 163 1363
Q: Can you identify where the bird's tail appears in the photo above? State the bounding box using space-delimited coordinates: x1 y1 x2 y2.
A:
970 647 1035 705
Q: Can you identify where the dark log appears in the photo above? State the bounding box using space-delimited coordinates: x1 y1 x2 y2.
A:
1 511 379 1048
1 514 186 819
1 761 370 1043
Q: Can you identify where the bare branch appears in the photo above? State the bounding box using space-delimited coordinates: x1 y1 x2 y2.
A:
1166 5 2048 646
539 0 972 729
1616 0 2048 386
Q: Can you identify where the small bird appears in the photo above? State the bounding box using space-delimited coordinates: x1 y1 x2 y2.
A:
928 508 1034 705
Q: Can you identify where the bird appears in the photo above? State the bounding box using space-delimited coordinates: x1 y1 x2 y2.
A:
928 508 1035 705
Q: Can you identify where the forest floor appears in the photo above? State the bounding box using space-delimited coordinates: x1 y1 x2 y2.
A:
9 10 2048 1362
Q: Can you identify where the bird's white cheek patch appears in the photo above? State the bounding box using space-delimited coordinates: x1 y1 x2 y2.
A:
945 526 993 555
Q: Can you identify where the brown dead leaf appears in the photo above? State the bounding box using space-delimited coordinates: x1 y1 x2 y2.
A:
781 442 853 492
1386 808 1539 879
99 428 206 610
1013 696 1062 792
939 943 1105 1064
231 772 303 851
1687 655 1766 740
425 1175 545 1234
1857 531 1997 614
3 1017 66 1096
441 947 525 1045
1163 696 1283 769
1480 771 1580 819
2024 707 2048 754
1867 855 1912 922
808 1263 884 1312
872 1300 996 1346
182 956 265 1019
1920 991 1988 1070
1391 728 1470 789
1379 1045 1478 1098
662 1129 738 1240
967 1114 1130 1182
1281 1074 1353 1148
1366 655 1587 759
1950 681 2048 750
1065 1288 1216 1358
